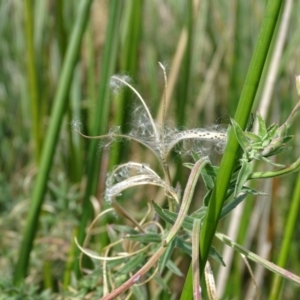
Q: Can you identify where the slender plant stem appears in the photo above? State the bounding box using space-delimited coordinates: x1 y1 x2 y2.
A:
63 228 78 289
109 0 142 168
86 21 97 134
270 170 300 299
199 0 283 276
74 0 123 277
13 0 93 285
216 232 300 285
180 1 283 298
24 0 41 162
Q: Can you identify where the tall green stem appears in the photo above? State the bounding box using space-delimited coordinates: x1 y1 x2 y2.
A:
199 0 282 278
74 0 123 277
180 1 283 298
270 171 300 299
13 0 93 285
24 0 41 162
108 0 142 169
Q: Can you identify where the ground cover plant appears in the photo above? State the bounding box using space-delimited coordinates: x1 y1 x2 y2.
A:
1 0 300 299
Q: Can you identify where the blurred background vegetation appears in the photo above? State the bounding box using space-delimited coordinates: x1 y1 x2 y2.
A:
1 0 300 299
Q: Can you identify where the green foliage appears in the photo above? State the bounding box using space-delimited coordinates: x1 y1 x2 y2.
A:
0 279 55 300
1 0 300 299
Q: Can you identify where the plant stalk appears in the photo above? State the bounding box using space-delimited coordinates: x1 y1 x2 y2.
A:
13 0 93 285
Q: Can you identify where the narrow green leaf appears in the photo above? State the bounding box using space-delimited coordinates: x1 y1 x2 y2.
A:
183 162 194 170
267 123 279 136
203 189 213 206
270 165 300 299
256 113 268 137
158 239 176 274
166 260 184 277
132 285 147 299
190 206 207 219
234 158 252 197
185 162 219 178
201 173 214 190
153 274 171 293
162 210 195 231
176 237 192 256
209 246 226 267
112 225 140 235
153 201 176 226
250 157 300 179
220 193 248 219
116 254 145 275
244 131 262 143
202 163 219 177
231 118 250 151
282 135 294 144
191 151 201 161
125 233 162 244
239 186 267 195
216 232 300 285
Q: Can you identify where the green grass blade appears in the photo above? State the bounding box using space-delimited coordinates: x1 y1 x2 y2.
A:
13 0 93 285
176 0 193 127
199 0 283 275
108 0 142 168
270 170 300 299
24 0 41 162
180 0 283 298
216 232 300 285
74 0 123 277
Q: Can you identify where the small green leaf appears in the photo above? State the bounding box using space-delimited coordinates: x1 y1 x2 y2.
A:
132 285 147 299
253 152 286 167
256 113 268 137
240 186 267 195
116 254 145 275
187 161 219 177
153 201 196 231
261 137 284 157
112 224 140 235
153 274 171 293
158 239 176 274
201 164 219 177
204 189 213 206
282 135 294 144
166 260 184 277
106 257 132 270
114 273 128 286
209 246 226 266
190 206 207 219
106 225 123 252
220 193 248 219
192 151 201 161
216 232 300 286
183 162 194 170
266 122 279 138
125 233 162 243
234 158 252 197
231 118 250 151
244 131 262 143
152 201 176 226
163 210 194 231
202 173 214 190
175 237 192 256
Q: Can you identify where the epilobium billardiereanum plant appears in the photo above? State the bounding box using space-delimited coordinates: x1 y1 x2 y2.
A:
75 69 300 299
